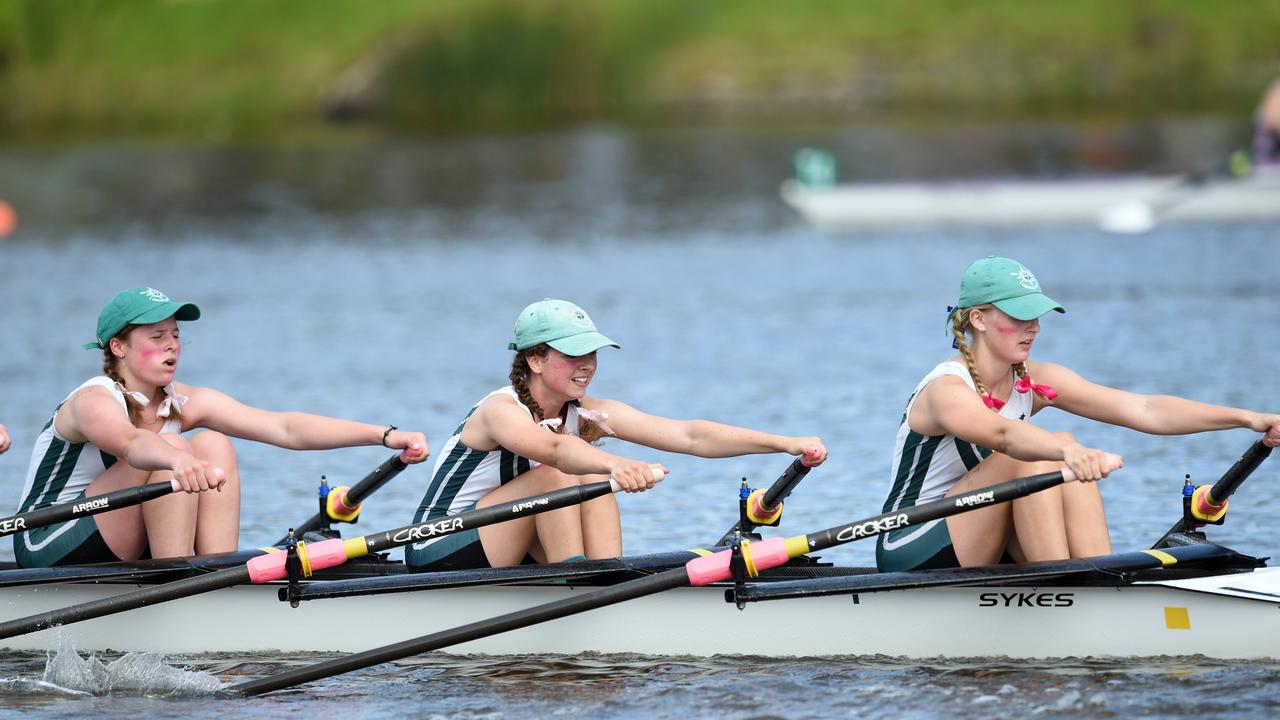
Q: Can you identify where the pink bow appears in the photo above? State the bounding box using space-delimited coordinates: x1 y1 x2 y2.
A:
115 382 188 418
982 393 1005 410
576 407 616 436
1014 376 1057 400
156 383 189 418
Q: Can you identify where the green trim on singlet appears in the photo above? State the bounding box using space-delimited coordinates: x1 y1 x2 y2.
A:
432 449 486 518
498 448 531 485
954 438 993 471
883 431 943 513
414 442 472 521
22 436 85 514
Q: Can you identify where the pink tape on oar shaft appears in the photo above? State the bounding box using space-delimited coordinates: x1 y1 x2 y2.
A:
246 538 350 583
685 537 789 586
746 489 783 525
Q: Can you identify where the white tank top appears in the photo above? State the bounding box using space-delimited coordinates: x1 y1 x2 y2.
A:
15 376 183 550
881 361 1033 514
409 386 585 552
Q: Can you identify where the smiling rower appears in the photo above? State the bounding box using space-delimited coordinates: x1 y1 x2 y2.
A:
877 256 1280 573
13 287 430 568
405 298 826 572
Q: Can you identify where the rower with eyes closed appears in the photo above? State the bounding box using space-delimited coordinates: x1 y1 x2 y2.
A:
13 287 430 568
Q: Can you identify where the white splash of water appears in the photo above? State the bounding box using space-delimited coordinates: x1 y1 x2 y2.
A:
39 633 223 696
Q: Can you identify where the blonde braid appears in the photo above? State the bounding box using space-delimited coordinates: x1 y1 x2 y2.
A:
950 309 990 402
509 345 606 443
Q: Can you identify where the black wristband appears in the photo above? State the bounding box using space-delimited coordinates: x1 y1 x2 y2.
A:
381 425 397 448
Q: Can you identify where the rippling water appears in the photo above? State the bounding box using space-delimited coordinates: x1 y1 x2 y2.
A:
0 124 1278 717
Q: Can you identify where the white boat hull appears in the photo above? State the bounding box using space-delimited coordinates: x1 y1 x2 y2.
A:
780 173 1280 227
4 567 1278 659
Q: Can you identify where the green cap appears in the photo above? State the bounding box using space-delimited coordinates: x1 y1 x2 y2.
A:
956 256 1065 321
509 299 620 356
83 287 201 350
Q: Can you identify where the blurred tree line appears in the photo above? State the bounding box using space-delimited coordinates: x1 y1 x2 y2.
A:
1 0 1277 140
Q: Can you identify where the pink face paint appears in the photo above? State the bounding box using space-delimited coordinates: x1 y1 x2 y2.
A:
994 322 1019 334
140 347 164 358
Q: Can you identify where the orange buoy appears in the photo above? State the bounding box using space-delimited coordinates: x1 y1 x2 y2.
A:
0 201 16 237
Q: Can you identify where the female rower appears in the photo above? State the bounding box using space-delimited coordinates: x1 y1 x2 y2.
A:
13 287 429 568
877 256 1280 572
405 298 826 571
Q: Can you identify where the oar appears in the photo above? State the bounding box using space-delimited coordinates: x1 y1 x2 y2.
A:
1097 153 1246 234
735 541 1254 602
232 464 1088 696
0 480 180 538
714 448 821 546
280 453 408 544
0 464 665 641
1153 439 1272 548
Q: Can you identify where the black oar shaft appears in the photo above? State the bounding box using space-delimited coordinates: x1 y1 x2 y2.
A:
234 567 690 696
1155 439 1272 546
0 566 251 640
1207 440 1271 505
717 457 812 544
287 455 408 541
362 480 614 554
803 470 1067 554
0 482 176 538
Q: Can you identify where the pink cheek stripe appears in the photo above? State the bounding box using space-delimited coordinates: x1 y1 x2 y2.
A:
995 324 1019 334
141 348 163 358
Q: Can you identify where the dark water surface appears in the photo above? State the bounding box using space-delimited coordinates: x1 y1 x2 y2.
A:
0 120 1277 717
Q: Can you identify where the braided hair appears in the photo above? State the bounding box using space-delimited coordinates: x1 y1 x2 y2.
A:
509 344 608 444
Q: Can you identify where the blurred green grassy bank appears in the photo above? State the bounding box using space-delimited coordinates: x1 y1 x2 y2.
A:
1 0 1278 139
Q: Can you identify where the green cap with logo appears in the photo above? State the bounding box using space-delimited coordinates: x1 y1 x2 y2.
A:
83 287 201 350
509 299 620 356
957 256 1065 321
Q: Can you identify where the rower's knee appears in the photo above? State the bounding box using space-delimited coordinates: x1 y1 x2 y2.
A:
190 431 236 465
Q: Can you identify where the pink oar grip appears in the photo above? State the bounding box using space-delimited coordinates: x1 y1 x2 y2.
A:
246 538 350 583
169 479 182 492
685 537 789 586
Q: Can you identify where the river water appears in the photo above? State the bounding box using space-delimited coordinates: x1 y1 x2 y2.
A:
0 120 1278 718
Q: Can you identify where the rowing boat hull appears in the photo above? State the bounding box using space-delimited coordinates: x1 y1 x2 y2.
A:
4 567 1277 659
779 173 1280 227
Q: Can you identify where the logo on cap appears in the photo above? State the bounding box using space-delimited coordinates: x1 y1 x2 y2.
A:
1010 266 1039 291
140 288 171 303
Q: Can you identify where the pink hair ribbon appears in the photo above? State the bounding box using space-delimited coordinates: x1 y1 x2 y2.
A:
1014 375 1057 400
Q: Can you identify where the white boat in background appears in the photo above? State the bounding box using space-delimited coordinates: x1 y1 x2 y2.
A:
779 148 1280 231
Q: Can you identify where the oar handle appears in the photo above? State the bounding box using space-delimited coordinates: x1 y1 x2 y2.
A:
715 449 821 545
287 453 409 540
0 480 179 538
607 465 667 492
1205 439 1271 506
759 449 821 511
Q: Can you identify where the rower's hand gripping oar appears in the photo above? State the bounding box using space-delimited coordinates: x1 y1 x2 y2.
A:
1154 439 1272 548
0 480 182 538
232 460 1111 696
715 447 822 546
0 460 666 641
